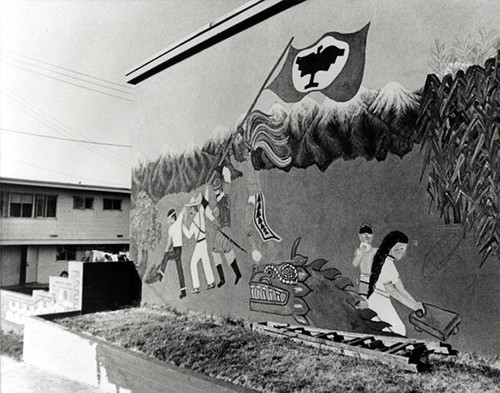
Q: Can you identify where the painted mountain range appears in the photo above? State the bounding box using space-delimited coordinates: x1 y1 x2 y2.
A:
132 52 499 262
132 81 421 201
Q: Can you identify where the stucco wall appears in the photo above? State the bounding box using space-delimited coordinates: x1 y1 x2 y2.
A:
0 246 21 286
0 184 130 244
36 246 64 283
130 0 499 355
138 150 499 355
24 314 256 393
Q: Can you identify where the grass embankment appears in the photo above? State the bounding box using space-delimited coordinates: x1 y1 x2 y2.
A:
1 330 23 361
57 306 500 393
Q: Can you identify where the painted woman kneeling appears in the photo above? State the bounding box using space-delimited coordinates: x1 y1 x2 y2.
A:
367 231 423 336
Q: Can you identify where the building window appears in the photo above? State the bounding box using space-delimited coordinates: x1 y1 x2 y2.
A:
103 198 121 210
73 196 94 210
9 193 33 217
35 195 57 217
0 192 8 217
0 192 57 218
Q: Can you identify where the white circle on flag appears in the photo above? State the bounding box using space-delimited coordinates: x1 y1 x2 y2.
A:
292 36 349 93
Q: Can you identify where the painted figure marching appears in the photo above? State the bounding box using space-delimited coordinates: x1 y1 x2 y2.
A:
205 166 242 287
145 207 187 299
183 194 216 294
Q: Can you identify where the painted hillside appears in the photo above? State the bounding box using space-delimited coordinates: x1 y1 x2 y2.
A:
132 81 421 199
132 52 499 263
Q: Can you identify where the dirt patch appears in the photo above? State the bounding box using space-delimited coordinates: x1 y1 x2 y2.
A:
1 330 23 361
56 306 500 393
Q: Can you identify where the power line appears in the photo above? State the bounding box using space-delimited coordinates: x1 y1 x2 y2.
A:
0 128 132 148
0 85 132 158
0 52 135 96
0 155 130 188
1 60 135 103
0 47 135 91
0 87 131 167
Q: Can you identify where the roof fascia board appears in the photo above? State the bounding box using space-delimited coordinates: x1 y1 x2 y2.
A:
0 177 130 194
126 0 304 84
0 239 130 246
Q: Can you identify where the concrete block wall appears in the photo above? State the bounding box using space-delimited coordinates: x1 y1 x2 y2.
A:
24 314 257 393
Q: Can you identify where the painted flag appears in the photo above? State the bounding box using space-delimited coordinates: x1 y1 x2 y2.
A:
266 23 370 103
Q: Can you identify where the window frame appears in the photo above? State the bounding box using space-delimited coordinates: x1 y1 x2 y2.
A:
1 192 57 218
35 194 57 218
9 193 34 218
103 198 122 211
73 196 94 210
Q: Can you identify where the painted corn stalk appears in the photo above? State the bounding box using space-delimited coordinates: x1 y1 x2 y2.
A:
418 51 500 264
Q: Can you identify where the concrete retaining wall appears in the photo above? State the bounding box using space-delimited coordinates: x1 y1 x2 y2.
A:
23 314 257 393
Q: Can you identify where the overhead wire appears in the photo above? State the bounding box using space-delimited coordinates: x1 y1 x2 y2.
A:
0 85 131 159
0 86 131 167
0 87 130 167
0 47 134 90
1 58 135 103
0 51 135 97
0 128 132 148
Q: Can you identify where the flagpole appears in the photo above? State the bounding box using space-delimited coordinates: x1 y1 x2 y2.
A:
205 36 294 185
242 35 295 122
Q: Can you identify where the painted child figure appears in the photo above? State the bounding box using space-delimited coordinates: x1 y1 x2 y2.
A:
205 166 242 287
352 224 377 299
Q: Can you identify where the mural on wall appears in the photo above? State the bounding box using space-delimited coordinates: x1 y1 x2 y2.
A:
132 24 499 346
182 194 216 294
266 23 370 103
364 230 459 340
418 52 500 264
205 167 243 287
352 223 377 298
248 192 282 243
131 190 162 278
145 207 187 299
249 237 391 334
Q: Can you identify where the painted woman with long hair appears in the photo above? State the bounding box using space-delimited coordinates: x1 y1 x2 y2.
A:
367 231 423 336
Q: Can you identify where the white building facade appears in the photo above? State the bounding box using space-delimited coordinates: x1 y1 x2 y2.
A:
0 177 130 286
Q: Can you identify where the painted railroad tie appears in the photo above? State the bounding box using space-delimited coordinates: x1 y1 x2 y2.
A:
250 321 458 373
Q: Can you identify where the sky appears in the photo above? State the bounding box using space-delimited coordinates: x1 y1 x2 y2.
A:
0 1 248 188
131 0 500 163
1 0 499 188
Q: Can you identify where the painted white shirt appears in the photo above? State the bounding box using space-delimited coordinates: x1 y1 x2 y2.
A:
182 208 206 241
168 217 183 248
375 257 399 294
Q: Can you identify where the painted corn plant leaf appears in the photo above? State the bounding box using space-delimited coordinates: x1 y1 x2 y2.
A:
418 51 500 263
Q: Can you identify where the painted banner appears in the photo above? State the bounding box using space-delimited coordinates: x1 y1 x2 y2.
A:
249 192 282 242
266 23 370 102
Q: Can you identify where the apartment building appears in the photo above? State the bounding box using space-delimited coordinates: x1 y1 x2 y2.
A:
0 177 130 286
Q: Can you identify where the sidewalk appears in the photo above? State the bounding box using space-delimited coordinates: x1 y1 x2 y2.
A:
1 356 103 393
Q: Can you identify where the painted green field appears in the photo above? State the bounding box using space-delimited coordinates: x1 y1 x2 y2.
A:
56 306 500 393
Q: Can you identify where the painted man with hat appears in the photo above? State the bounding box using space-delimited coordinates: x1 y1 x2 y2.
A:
183 193 216 294
205 166 242 287
153 208 188 296
144 207 187 299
